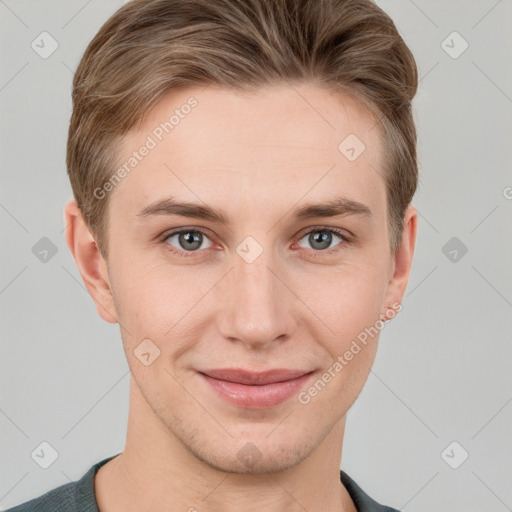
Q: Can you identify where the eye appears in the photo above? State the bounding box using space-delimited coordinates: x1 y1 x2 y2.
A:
163 228 213 256
296 227 348 252
161 226 351 259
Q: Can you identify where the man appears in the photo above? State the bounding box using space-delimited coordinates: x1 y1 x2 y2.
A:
7 0 418 510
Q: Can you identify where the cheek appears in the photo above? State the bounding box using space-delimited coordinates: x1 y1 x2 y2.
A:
289 260 387 408
295 266 385 414
291 261 388 345
109 249 176 321
108 258 216 357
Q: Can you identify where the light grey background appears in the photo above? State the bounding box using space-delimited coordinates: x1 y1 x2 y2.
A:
1 0 511 510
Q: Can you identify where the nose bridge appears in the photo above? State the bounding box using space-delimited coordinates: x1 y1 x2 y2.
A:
218 238 292 348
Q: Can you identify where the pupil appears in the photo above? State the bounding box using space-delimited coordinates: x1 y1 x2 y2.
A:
181 231 201 250
311 231 331 250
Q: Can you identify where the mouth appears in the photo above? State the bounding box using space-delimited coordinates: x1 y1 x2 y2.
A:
197 368 316 409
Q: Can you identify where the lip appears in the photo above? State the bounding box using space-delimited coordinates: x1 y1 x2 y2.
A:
198 368 315 409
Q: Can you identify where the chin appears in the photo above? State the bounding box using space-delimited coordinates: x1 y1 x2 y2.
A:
194 441 310 475
178 421 328 476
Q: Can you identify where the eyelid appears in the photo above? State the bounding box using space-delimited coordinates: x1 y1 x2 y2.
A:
160 226 214 242
294 225 353 243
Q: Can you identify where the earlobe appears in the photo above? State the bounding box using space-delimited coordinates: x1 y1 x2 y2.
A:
63 199 118 324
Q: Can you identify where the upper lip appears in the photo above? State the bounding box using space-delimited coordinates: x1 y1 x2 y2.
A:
199 369 313 385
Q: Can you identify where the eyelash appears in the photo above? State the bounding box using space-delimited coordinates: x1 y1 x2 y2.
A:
160 226 353 259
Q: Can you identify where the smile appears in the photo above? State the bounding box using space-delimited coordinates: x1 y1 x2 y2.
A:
197 368 316 409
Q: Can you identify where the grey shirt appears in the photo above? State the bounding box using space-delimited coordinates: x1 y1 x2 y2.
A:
5 454 400 511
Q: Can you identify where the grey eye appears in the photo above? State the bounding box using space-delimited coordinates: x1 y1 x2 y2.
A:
297 230 343 251
165 230 212 251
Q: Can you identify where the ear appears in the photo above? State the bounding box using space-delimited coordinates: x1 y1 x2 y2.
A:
382 204 418 317
63 199 118 324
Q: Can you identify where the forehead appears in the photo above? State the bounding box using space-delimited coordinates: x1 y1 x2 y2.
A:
111 83 386 221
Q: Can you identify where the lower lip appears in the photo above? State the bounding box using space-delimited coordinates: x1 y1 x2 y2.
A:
199 372 315 409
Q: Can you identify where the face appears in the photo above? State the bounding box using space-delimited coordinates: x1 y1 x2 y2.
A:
84 83 413 474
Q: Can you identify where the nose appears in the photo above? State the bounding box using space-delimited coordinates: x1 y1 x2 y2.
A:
216 243 296 351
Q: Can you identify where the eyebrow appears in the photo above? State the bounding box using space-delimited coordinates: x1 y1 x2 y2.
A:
136 196 373 224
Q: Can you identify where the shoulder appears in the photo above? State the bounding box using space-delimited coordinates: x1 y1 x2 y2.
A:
3 455 119 512
340 470 402 512
3 480 81 512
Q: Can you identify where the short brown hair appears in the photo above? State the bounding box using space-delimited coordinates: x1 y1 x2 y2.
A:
67 0 418 258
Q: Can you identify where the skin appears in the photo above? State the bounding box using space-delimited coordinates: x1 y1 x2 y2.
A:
65 82 417 512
